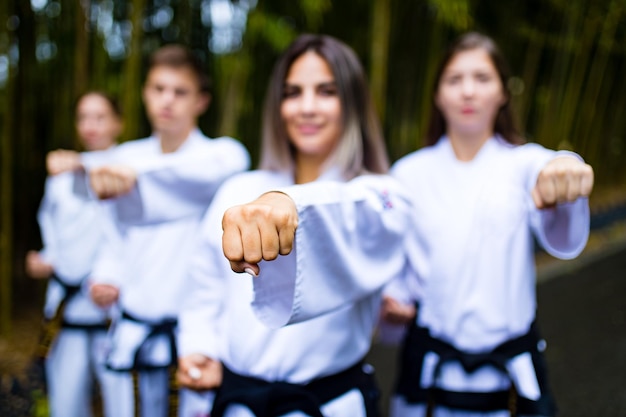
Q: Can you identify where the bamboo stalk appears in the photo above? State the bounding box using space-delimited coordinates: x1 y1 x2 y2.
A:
577 0 622 162
121 0 147 143
0 0 14 338
369 0 391 119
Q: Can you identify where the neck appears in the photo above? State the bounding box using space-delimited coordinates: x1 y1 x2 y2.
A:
159 127 194 153
447 130 493 161
295 155 324 184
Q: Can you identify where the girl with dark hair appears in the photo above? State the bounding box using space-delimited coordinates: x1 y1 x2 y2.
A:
176 34 411 417
26 91 124 417
381 32 594 417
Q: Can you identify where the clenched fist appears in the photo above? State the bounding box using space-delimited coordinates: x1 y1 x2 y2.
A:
532 156 594 209
380 295 417 325
177 354 223 391
89 165 137 200
90 283 120 308
47 150 82 176
222 192 298 276
25 250 53 279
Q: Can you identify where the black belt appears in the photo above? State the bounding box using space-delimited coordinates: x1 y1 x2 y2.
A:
50 274 82 308
395 320 557 415
50 275 109 331
211 359 381 417
107 311 178 372
60 320 109 331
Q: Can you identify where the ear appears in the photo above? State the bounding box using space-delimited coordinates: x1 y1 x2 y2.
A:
499 92 508 108
195 92 211 116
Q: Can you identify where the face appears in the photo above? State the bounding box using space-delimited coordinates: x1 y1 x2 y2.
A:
281 51 342 166
435 48 506 139
142 66 209 137
75 94 121 151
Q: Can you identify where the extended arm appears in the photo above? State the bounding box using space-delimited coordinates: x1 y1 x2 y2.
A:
97 138 250 224
222 175 413 328
531 154 594 259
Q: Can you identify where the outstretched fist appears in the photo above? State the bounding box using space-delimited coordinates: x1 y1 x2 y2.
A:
532 156 594 209
89 165 137 200
222 192 298 276
46 149 82 176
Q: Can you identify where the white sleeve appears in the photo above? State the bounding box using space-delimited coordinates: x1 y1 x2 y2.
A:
177 198 229 360
114 139 250 224
529 150 590 259
89 203 126 287
36 177 57 264
251 175 413 328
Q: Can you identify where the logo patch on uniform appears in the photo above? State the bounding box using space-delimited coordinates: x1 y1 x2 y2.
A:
379 190 393 209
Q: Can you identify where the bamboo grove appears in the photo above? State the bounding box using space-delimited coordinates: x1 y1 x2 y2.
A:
1 0 625 336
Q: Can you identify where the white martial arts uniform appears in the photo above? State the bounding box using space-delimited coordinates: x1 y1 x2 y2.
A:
37 148 126 417
90 129 250 417
383 136 590 417
178 169 413 417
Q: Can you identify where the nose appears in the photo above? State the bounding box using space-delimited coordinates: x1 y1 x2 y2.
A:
160 88 176 105
299 89 316 114
461 78 475 97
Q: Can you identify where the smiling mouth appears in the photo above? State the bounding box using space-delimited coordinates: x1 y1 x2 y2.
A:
297 125 321 134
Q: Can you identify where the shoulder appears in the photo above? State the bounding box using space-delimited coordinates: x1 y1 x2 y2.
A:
80 147 117 167
221 170 288 192
206 170 289 224
391 144 439 176
111 137 155 157
504 141 557 169
117 136 154 150
353 172 404 190
359 171 413 194
191 134 249 157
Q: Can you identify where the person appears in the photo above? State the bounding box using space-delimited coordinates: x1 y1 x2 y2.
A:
176 34 412 417
380 32 594 417
25 90 124 417
85 44 250 417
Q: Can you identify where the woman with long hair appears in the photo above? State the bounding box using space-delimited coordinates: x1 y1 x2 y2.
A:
382 32 594 417
177 34 411 417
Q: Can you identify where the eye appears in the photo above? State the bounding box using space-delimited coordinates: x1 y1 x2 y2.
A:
317 83 338 96
443 75 461 85
175 88 189 97
476 72 493 82
282 85 300 99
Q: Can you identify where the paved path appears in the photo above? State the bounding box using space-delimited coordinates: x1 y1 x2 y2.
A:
367 244 626 416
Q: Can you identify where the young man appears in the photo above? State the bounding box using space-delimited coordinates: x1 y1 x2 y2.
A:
87 45 250 417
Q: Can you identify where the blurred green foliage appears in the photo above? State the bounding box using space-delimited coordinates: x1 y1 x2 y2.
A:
1 0 625 336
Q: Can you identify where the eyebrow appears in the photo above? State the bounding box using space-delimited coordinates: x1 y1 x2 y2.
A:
283 80 337 88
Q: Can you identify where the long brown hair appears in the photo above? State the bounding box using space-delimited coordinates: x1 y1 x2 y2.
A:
425 32 523 147
259 34 388 179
